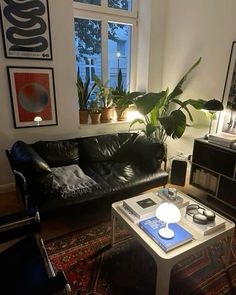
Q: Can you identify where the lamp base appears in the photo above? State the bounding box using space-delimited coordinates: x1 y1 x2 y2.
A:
158 227 174 239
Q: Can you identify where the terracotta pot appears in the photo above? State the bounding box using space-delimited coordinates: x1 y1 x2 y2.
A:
100 107 114 123
90 112 101 124
116 108 128 121
79 110 89 124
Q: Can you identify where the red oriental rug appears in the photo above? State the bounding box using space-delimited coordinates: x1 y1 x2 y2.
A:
46 221 236 295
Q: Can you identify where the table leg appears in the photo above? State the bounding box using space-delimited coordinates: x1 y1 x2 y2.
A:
155 262 172 295
223 233 233 268
111 212 117 246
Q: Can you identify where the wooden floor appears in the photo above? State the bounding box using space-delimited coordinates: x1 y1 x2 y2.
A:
0 184 235 242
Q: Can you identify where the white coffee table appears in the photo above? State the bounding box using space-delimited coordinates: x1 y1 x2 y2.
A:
111 191 235 295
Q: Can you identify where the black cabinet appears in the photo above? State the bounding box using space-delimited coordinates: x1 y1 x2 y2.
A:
190 138 236 209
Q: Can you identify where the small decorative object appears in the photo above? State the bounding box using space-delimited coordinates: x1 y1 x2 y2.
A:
202 99 224 139
186 204 215 225
34 116 42 126
155 202 181 239
7 66 57 128
0 0 52 59
220 41 236 135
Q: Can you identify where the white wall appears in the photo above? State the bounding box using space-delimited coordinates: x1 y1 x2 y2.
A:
1 0 235 190
151 0 236 158
0 0 149 191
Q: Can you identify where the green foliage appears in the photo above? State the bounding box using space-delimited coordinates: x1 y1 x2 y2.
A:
76 71 96 110
112 69 143 111
89 98 102 113
130 58 207 142
93 75 113 108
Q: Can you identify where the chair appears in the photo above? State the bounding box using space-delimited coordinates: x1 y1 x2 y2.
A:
0 207 71 295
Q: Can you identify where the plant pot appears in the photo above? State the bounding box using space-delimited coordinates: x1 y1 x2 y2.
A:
90 112 101 124
79 110 89 124
116 108 128 121
100 107 114 123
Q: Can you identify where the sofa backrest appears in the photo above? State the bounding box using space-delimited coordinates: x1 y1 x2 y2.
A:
33 140 80 167
78 132 138 162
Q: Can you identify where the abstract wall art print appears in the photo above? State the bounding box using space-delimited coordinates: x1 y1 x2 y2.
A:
218 41 236 135
7 67 57 128
0 0 52 59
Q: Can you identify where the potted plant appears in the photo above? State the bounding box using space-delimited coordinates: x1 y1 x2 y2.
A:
112 69 142 121
94 75 114 123
76 71 96 124
89 98 102 124
130 58 207 142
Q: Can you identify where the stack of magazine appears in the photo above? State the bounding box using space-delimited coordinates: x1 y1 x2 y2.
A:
156 188 190 208
139 217 193 252
119 192 161 224
208 132 236 148
180 207 225 235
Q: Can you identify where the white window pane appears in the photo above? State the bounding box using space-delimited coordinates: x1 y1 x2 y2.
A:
108 0 132 12
74 0 101 5
74 18 102 102
108 22 131 90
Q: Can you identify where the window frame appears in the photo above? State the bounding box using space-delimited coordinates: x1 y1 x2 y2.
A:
73 0 138 91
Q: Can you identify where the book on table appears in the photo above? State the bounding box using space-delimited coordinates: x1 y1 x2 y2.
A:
123 192 162 220
156 188 190 208
208 132 236 148
139 217 193 252
180 208 226 236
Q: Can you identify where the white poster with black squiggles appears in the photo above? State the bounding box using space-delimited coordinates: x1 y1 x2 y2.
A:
0 0 52 59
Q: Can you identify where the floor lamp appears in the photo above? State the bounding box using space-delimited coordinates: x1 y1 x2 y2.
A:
202 99 224 139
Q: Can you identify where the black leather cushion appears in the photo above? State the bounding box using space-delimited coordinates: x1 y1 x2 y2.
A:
33 140 79 167
79 133 138 162
10 141 51 176
113 135 165 172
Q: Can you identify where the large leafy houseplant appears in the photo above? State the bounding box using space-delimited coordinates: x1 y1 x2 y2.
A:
130 58 206 142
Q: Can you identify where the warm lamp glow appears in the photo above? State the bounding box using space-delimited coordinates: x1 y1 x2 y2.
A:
155 202 181 239
34 116 42 126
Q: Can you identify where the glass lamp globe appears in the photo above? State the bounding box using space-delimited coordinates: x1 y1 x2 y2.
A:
155 202 181 239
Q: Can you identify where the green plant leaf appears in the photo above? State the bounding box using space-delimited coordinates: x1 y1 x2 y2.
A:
146 123 157 137
134 91 166 115
159 110 187 139
168 57 202 100
129 118 145 130
183 98 207 110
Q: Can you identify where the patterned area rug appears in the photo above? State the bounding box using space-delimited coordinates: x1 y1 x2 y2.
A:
46 221 236 295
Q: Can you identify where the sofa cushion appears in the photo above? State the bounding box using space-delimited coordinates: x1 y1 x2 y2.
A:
33 140 79 167
79 133 138 162
10 141 51 176
113 135 165 172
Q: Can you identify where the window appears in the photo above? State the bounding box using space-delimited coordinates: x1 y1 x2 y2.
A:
74 0 138 97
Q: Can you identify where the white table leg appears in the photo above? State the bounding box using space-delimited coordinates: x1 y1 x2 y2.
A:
155 261 172 295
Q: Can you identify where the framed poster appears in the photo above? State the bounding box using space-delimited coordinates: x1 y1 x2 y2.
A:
218 41 236 135
7 67 58 128
0 0 52 59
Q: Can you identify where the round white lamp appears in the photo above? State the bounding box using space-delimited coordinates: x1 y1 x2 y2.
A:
155 202 181 239
34 116 42 126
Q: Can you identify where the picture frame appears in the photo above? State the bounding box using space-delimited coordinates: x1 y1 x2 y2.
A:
0 0 52 59
7 66 58 128
218 41 236 135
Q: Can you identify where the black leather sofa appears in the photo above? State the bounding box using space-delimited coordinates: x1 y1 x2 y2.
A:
6 132 168 217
